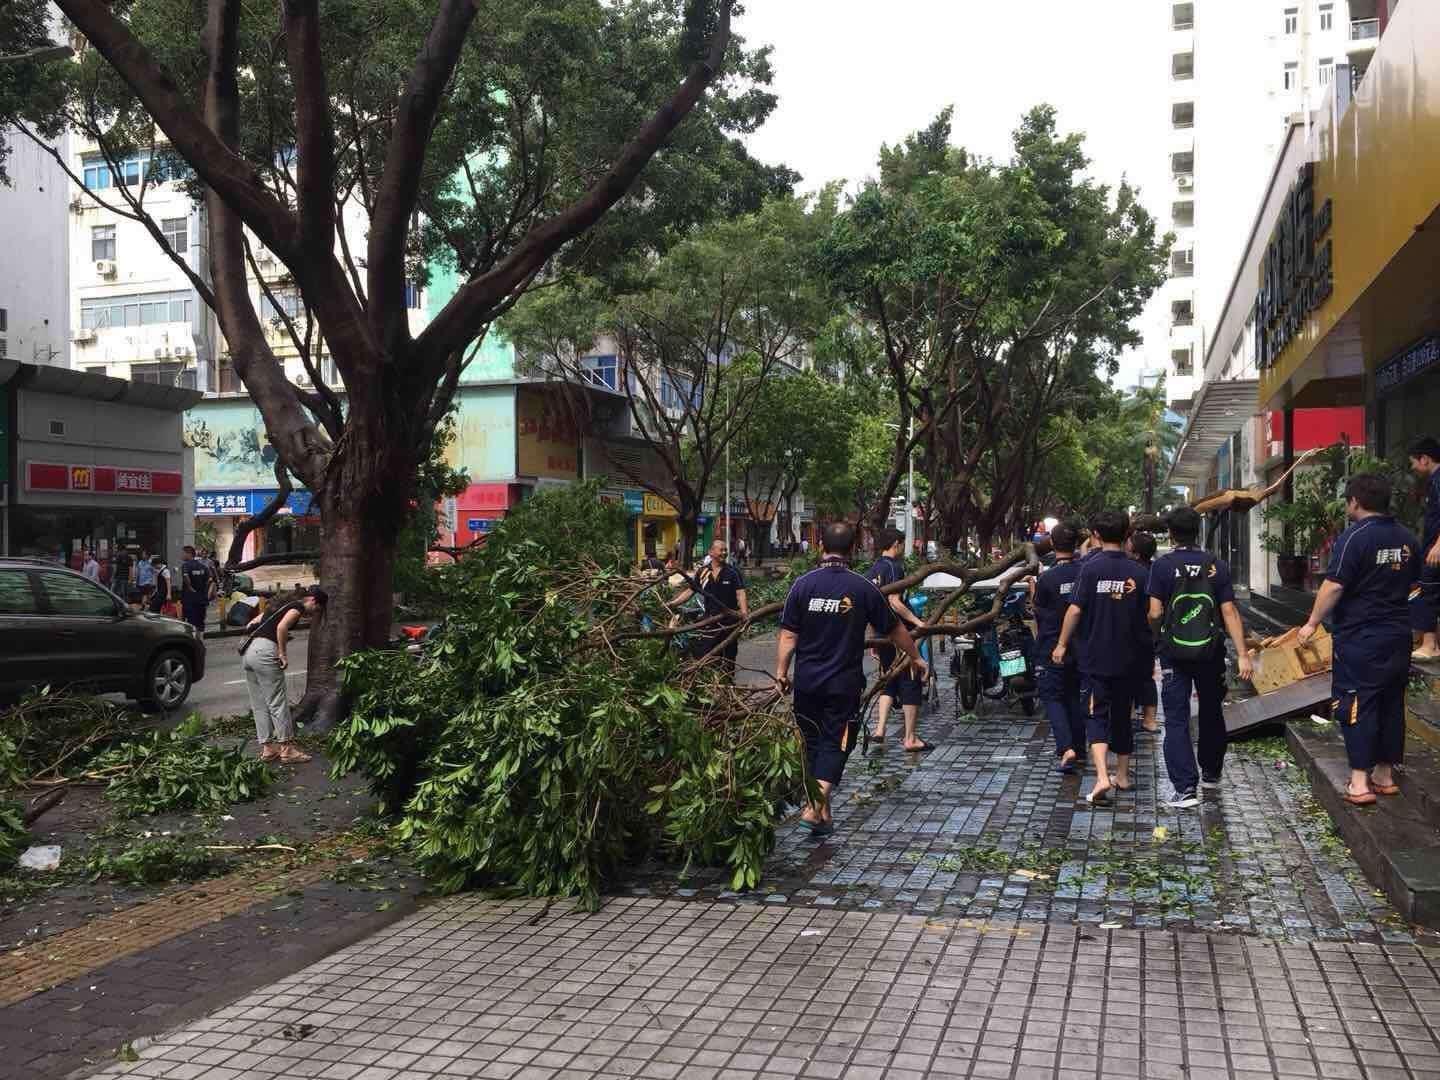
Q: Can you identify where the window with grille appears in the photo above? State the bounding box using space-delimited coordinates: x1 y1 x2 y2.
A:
1320 4 1334 31
1284 8 1298 34
1319 58 1335 85
1283 62 1299 90
1172 101 1195 129
1173 201 1195 228
1172 51 1194 80
1171 349 1194 376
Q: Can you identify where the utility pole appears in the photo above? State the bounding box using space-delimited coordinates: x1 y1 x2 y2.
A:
904 414 915 557
723 381 731 553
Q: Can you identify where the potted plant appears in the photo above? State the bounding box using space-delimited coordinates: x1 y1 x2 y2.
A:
1261 444 1407 588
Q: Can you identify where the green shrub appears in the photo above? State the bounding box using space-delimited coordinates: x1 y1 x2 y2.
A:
91 715 275 817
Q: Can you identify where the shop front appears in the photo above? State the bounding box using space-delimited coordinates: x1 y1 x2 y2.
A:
193 488 319 561
638 492 680 562
1259 1 1440 458
2 361 198 573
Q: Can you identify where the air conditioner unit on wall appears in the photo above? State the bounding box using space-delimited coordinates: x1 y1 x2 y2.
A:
95 259 116 277
1177 175 1194 190
73 328 95 343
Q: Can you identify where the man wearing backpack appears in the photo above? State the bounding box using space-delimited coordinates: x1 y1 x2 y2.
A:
1148 507 1253 808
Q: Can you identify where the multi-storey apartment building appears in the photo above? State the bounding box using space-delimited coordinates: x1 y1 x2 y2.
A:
0 130 71 369
1152 0 1383 411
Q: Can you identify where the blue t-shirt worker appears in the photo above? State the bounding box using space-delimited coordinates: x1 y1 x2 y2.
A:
1299 472 1420 805
1146 507 1254 809
1053 510 1149 805
867 527 930 751
776 522 927 838
1031 521 1086 773
1406 436 1440 658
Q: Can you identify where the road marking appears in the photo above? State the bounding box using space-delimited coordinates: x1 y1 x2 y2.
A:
223 668 306 685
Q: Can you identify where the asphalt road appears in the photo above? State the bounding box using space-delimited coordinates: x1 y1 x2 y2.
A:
179 629 312 721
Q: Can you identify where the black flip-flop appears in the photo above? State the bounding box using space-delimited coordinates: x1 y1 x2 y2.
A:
798 819 835 837
869 733 887 744
903 741 936 753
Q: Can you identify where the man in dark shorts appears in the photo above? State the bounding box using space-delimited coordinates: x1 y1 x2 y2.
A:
1300 473 1420 804
1032 521 1086 773
775 522 927 836
179 545 217 633
1407 437 1440 659
1053 510 1150 804
867 527 930 750
672 539 748 679
1126 529 1160 734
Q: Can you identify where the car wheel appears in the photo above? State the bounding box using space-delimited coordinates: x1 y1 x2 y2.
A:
144 649 193 711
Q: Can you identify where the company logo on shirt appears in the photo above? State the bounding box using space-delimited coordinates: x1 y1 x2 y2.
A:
1096 578 1137 600
807 596 854 615
1175 562 1218 579
1377 545 1411 570
1058 582 1074 597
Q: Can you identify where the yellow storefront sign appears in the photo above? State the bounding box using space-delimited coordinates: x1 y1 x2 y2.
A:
1259 1 1440 411
642 493 678 518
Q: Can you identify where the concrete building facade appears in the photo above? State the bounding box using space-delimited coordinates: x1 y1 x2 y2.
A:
1150 0 1384 411
0 130 71 370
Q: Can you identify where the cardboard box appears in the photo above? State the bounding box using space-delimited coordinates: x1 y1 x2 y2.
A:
1249 625 1332 695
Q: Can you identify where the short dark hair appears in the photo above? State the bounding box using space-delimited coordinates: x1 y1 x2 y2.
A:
822 522 855 555
873 527 903 552
1129 530 1157 561
1410 437 1440 462
1090 510 1129 544
1049 521 1080 554
1344 472 1392 513
306 585 329 607
1166 506 1202 545
183 545 195 556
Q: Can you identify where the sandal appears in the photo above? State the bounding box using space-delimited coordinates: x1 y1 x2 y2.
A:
277 744 313 764
1343 786 1377 806
259 744 280 762
1087 785 1113 805
903 741 936 753
798 819 835 838
1372 782 1400 796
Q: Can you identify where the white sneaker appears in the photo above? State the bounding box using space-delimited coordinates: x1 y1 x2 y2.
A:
1165 789 1200 809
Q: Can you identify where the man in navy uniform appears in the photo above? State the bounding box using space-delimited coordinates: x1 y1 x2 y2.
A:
1299 473 1420 804
775 522 928 836
1126 530 1160 735
867 527 930 751
1148 507 1253 809
1406 437 1440 659
1053 510 1149 804
672 539 748 679
1031 521 1086 774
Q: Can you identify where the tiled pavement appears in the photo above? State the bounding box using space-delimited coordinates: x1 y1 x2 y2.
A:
621 672 1426 946
65 666 1440 1078
89 895 1440 1080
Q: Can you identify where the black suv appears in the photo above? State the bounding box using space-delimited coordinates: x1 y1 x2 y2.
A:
0 558 206 709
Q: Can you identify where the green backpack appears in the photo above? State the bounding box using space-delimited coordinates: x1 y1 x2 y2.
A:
1160 555 1220 660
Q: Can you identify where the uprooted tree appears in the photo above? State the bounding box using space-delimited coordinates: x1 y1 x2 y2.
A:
328 480 1041 906
8 0 788 726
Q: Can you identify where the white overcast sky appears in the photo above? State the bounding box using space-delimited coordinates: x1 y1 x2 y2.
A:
736 0 1168 387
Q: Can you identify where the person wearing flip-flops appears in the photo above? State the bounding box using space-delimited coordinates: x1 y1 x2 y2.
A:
1299 473 1420 806
867 528 932 753
1031 521 1087 775
775 523 928 838
1126 530 1161 735
1052 511 1150 805
1405 437 1440 660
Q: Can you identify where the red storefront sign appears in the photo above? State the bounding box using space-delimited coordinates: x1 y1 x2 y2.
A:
26 462 183 496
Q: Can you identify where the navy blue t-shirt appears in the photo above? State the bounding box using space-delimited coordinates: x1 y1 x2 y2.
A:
1069 550 1150 678
1033 558 1082 663
1148 547 1236 661
1425 471 1440 545
781 560 897 697
696 561 745 624
867 555 905 596
1326 515 1420 641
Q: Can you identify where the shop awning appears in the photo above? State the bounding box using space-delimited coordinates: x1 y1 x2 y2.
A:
1165 378 1260 488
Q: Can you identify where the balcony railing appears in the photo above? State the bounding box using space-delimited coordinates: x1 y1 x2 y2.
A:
1173 313 1195 327
1350 18 1380 41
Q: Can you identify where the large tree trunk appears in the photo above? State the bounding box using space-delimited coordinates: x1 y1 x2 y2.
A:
678 513 700 569
296 509 398 732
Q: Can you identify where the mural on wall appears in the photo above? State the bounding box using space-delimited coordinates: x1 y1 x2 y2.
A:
516 387 579 480
185 401 282 488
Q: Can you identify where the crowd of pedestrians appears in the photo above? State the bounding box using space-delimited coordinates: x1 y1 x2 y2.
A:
766 468 1423 834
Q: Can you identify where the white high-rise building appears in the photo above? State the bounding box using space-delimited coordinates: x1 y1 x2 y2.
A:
1148 0 1381 411
0 130 71 368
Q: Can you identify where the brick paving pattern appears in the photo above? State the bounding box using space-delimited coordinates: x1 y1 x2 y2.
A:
88 895 1440 1080
621 678 1428 946
0 853 421 1080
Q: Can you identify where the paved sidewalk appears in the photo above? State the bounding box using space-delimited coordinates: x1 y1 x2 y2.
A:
90 895 1440 1080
